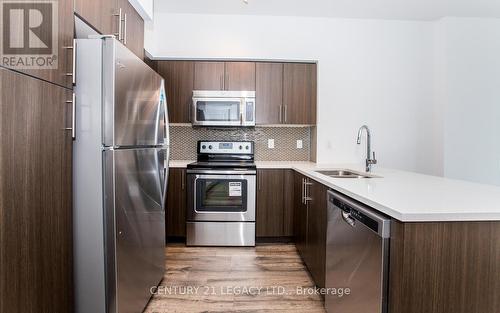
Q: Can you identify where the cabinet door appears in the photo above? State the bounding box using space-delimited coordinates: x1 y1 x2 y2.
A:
283 170 295 236
194 62 225 90
283 63 317 124
119 0 144 60
306 179 327 288
75 0 116 36
294 172 308 258
166 168 187 238
256 62 283 124
0 68 73 312
224 62 256 91
256 169 284 237
157 61 194 123
3 0 74 88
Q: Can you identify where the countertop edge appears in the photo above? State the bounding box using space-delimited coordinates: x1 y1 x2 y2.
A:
169 160 500 222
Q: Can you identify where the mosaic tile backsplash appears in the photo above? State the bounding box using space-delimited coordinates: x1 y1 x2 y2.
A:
169 125 312 161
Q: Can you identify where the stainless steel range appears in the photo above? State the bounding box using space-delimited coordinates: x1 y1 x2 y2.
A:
186 141 256 246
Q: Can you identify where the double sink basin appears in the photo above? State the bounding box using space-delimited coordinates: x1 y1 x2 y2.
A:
315 169 381 179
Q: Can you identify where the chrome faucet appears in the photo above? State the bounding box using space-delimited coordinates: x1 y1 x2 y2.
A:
356 125 377 172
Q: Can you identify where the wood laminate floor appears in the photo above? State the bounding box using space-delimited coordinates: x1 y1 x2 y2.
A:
144 244 325 313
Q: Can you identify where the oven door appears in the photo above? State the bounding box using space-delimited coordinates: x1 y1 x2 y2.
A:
191 97 245 127
187 173 256 222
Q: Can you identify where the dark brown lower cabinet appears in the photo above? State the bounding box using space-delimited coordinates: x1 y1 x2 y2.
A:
389 220 500 313
283 170 295 236
294 172 308 257
293 172 327 288
0 68 73 313
256 169 294 238
166 168 187 238
306 178 327 288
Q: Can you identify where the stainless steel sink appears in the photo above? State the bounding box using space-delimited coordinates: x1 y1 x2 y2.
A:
315 169 380 178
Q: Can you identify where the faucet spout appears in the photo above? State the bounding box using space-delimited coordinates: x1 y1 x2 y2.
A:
356 125 377 172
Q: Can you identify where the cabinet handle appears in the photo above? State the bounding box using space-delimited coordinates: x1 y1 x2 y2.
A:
63 93 76 140
284 105 288 123
63 39 76 85
279 105 283 123
220 75 223 90
113 8 123 41
304 179 312 203
123 13 127 45
302 178 305 204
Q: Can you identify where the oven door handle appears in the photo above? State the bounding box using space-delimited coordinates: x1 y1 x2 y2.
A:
186 169 256 175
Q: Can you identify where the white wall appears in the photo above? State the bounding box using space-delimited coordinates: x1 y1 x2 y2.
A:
146 13 441 175
129 0 153 20
436 18 500 185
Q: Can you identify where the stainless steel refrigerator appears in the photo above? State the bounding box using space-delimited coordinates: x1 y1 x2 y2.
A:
73 37 169 313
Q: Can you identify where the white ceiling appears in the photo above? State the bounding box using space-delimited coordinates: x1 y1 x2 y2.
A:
155 0 500 20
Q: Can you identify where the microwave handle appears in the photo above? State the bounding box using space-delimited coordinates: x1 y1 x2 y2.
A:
240 99 244 125
189 99 192 122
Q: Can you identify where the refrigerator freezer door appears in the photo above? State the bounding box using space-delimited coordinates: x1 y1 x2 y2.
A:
103 38 165 147
108 148 166 313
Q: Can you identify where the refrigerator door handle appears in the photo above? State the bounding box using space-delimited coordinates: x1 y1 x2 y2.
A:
163 82 169 146
157 80 169 146
163 145 170 209
158 147 169 210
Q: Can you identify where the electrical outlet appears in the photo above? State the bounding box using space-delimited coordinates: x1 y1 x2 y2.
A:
268 139 275 149
296 140 303 149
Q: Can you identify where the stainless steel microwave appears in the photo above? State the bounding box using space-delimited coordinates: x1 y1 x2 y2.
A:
191 90 255 127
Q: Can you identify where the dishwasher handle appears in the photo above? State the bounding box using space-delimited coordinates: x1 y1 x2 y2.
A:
341 211 356 227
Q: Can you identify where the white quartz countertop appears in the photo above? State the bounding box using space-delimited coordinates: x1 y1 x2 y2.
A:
293 164 500 222
169 160 500 222
169 160 193 168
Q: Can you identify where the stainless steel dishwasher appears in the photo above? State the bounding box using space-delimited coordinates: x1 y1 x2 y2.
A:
325 190 391 313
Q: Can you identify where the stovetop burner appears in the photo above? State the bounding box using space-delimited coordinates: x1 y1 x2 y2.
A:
188 140 255 170
187 161 256 170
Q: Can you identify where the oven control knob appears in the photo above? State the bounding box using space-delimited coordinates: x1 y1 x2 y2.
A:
239 145 243 150
245 145 249 150
208 145 212 149
202 145 206 150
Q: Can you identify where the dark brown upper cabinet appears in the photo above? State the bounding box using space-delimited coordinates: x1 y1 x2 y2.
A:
75 0 144 59
283 63 317 124
157 61 194 123
194 61 255 91
162 60 317 125
3 0 74 89
194 62 225 90
117 0 144 60
224 62 256 90
75 0 116 36
256 62 283 124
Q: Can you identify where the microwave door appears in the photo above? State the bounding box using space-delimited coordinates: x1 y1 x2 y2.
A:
193 98 242 126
